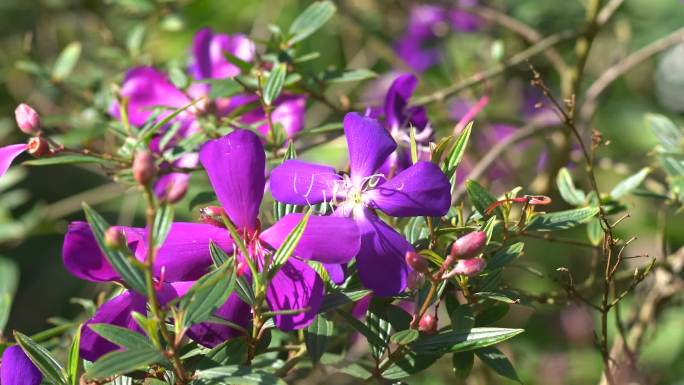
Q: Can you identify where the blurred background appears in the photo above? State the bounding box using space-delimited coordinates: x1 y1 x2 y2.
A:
1 0 684 384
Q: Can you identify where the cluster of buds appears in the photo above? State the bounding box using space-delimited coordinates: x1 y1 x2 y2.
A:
443 231 487 278
15 103 54 158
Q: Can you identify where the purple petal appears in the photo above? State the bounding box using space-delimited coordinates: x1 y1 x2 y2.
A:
152 222 233 281
366 161 451 217
0 144 27 179
62 222 145 282
384 74 417 131
354 208 412 296
260 94 307 139
199 130 265 232
186 293 251 347
189 28 254 80
269 160 339 206
109 67 191 127
344 113 396 183
153 153 198 200
0 346 42 385
266 258 324 330
394 38 441 73
80 291 147 361
322 263 346 284
260 214 360 264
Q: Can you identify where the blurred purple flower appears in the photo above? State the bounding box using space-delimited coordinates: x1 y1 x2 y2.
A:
0 143 29 179
270 113 451 295
0 345 42 385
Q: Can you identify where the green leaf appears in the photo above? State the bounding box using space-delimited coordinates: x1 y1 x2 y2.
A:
337 310 386 352
305 314 334 363
610 167 651 199
587 217 603 246
198 338 248 368
475 304 509 326
0 294 12 332
381 351 441 380
234 276 255 305
14 331 68 385
88 324 154 350
486 243 524 271
411 327 523 354
193 365 288 385
52 42 81 81
23 155 109 166
445 122 473 190
449 304 475 331
556 167 586 205
209 240 230 267
85 348 164 379
475 291 519 304
288 1 336 45
365 300 392 359
476 347 521 383
201 78 242 99
409 126 418 165
269 209 311 278
320 289 371 312
646 113 682 152
67 325 81 385
452 351 475 379
82 203 147 294
525 206 599 231
152 202 174 248
262 63 287 106
390 329 419 345
180 261 236 327
0 258 18 331
322 68 376 83
466 180 499 217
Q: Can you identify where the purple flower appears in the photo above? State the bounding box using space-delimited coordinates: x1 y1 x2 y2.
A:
0 143 29 180
189 28 255 81
377 74 433 175
63 130 360 356
395 2 481 72
0 345 42 385
270 113 451 295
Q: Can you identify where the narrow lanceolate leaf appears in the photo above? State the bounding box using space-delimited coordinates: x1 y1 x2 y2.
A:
52 41 81 81
141 98 203 142
320 289 371 312
410 327 524 354
390 329 419 345
587 217 603 246
556 167 585 205
476 347 521 383
194 365 288 385
445 122 473 190
646 113 682 152
0 258 18 331
305 314 334 363
525 206 599 231
152 202 174 248
409 126 418 165
82 203 147 294
67 325 81 385
365 302 392 359
209 240 230 267
288 1 336 45
85 348 164 379
452 351 475 379
14 331 68 385
262 63 287 106
381 351 441 380
23 155 110 166
268 209 311 277
322 68 376 83
180 261 235 327
234 276 255 305
337 310 386 352
198 338 248 368
465 180 500 217
486 243 524 271
88 324 154 350
610 167 651 199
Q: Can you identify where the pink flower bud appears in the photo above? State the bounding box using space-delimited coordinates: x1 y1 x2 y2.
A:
133 150 157 185
15 103 41 135
407 270 426 290
27 137 49 157
200 206 226 227
450 258 486 277
104 227 126 249
164 180 188 204
450 231 486 259
418 313 437 334
405 251 428 273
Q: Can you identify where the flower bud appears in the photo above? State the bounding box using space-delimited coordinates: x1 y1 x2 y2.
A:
104 227 126 249
407 270 426 290
450 231 486 259
450 258 486 277
27 137 49 157
164 180 188 204
200 206 226 227
418 313 437 334
15 103 41 135
133 150 157 185
405 251 428 273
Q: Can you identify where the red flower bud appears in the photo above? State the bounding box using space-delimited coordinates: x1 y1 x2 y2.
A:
405 251 428 273
27 137 49 157
418 313 437 334
407 270 426 290
133 150 157 185
450 231 486 259
200 206 226 227
15 103 41 135
104 227 127 249
449 258 486 277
